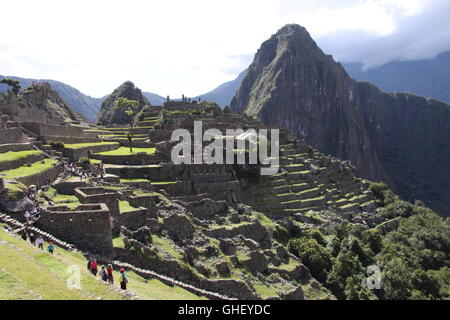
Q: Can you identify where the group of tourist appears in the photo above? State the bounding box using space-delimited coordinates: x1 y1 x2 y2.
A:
63 161 106 182
20 230 53 253
87 258 128 290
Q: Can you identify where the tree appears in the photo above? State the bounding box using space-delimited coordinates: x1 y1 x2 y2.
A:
0 78 20 94
114 97 140 152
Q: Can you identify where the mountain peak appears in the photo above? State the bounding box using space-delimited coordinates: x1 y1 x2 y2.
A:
97 81 150 125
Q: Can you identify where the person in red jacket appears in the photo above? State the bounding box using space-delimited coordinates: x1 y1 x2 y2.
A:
90 258 98 276
106 264 114 284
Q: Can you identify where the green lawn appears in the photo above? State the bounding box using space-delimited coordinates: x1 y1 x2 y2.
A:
0 159 58 180
121 178 150 183
96 147 156 156
0 150 43 163
119 200 138 213
151 181 178 185
63 142 118 150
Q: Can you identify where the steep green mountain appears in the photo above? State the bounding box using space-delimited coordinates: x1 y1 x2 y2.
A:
97 81 151 125
0 75 102 122
230 24 450 217
344 52 450 103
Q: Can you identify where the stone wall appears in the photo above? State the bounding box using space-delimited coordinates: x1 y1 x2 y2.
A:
118 208 148 232
0 127 24 144
0 143 33 153
40 135 100 144
74 187 120 218
39 203 114 257
15 164 62 187
63 142 119 161
21 122 87 138
0 151 45 171
91 153 157 165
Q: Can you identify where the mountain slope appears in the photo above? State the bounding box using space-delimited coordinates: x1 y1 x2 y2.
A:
194 70 248 107
0 82 87 125
231 24 450 216
0 75 102 122
97 81 151 125
344 52 450 103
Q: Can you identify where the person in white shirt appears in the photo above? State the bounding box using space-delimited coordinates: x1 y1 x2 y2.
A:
24 210 31 223
37 236 44 250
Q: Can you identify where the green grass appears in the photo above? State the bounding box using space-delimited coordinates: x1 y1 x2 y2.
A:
0 150 43 163
253 283 278 298
120 178 150 183
113 237 125 248
0 159 58 180
63 142 118 150
151 181 177 185
0 226 204 300
119 200 138 213
151 235 184 260
4 182 27 201
95 147 156 156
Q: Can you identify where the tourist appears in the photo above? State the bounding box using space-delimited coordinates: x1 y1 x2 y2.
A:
21 230 28 241
90 258 98 276
119 268 128 290
100 265 108 282
29 232 36 246
47 242 54 254
87 257 92 271
24 210 31 223
107 264 114 284
37 236 44 250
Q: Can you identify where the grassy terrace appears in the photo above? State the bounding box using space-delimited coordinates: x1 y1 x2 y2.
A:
95 147 156 156
0 150 43 163
0 226 203 300
119 200 139 213
120 178 150 183
0 159 58 180
151 181 177 185
63 142 118 150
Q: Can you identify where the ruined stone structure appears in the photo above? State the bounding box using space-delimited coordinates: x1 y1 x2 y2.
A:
39 203 114 257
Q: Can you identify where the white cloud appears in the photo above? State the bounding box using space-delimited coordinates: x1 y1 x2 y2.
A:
0 0 448 96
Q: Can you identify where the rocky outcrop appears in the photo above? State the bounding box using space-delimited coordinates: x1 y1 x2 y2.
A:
97 81 151 125
231 24 450 216
0 82 85 125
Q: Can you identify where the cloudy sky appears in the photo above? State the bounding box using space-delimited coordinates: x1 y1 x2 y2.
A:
1 0 449 97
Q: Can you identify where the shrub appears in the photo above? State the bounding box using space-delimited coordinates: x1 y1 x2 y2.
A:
48 140 65 150
78 157 90 165
288 237 333 282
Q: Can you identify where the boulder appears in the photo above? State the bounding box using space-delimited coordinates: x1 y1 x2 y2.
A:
280 286 305 300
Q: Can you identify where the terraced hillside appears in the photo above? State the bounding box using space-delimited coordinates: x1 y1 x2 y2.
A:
1 99 448 300
248 143 375 218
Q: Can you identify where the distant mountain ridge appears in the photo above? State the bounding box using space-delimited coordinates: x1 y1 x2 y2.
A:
193 70 247 107
0 75 102 122
0 76 167 122
343 52 450 103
